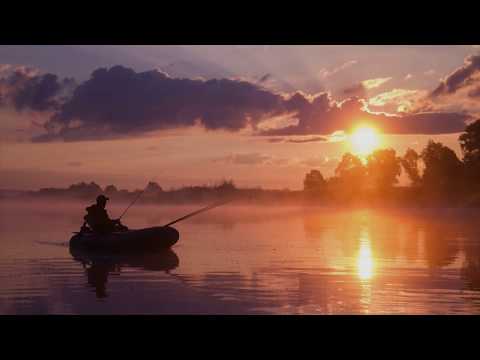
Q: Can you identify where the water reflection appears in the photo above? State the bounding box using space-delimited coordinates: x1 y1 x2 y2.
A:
2 202 480 314
462 229 480 291
85 262 116 299
70 248 179 299
423 225 460 270
357 232 374 281
296 208 480 313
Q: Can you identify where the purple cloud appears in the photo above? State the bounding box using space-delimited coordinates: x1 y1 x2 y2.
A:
36 65 284 141
0 65 75 112
1 64 472 141
431 55 480 97
267 136 328 143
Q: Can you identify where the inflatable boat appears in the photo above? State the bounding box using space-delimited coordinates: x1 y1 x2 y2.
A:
69 226 179 253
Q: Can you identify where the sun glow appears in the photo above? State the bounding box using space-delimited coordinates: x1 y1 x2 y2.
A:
349 125 381 156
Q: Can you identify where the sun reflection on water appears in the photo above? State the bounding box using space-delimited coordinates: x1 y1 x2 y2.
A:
357 231 374 281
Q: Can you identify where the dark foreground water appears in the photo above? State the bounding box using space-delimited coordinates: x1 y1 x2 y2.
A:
1 201 480 314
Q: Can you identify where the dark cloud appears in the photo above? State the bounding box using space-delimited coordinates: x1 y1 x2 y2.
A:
431 55 480 97
267 138 284 143
0 65 75 112
259 74 272 83
14 74 75 112
385 112 470 134
254 73 297 93
286 136 328 143
268 136 328 143
38 65 284 141
409 55 480 117
2 64 473 141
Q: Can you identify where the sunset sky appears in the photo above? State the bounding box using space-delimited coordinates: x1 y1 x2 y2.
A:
1 45 480 190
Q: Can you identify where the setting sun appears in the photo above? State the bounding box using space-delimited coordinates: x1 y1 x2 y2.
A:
349 126 381 156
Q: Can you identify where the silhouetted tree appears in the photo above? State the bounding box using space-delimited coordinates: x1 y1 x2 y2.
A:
332 153 367 203
335 152 367 183
401 148 421 186
67 181 103 198
215 180 237 199
145 181 163 194
459 119 480 189
421 140 464 203
366 148 401 190
303 169 326 195
105 184 118 195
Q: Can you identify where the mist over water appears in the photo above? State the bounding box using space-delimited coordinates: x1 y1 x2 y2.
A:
1 200 480 314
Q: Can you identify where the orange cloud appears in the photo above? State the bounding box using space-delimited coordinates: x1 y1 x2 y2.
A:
362 77 392 90
368 89 423 112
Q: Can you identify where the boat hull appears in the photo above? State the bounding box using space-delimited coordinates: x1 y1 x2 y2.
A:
69 226 179 253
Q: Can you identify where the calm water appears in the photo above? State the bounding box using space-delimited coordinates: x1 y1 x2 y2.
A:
1 201 480 314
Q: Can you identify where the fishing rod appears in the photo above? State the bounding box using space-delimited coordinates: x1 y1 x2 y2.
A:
163 200 232 227
118 186 148 220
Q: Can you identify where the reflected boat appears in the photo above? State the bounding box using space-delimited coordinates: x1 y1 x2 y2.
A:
69 246 180 272
70 246 180 299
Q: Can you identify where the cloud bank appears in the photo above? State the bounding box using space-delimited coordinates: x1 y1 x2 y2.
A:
410 55 480 117
0 65 75 112
431 55 480 97
34 66 285 141
0 63 475 142
261 95 469 136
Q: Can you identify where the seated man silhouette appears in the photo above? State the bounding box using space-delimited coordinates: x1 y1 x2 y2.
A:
83 195 128 234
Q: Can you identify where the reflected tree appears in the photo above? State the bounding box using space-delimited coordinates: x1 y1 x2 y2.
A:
403 225 421 262
423 224 460 270
462 238 480 291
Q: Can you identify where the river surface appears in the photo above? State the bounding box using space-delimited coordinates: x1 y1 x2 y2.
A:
1 201 480 314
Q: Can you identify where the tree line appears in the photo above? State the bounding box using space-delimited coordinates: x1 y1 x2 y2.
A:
303 119 480 207
12 119 480 207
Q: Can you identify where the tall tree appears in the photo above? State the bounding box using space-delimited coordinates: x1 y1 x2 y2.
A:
366 148 401 190
335 152 367 183
459 119 480 188
145 181 163 194
421 141 464 201
401 148 421 186
303 169 326 194
333 153 367 202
